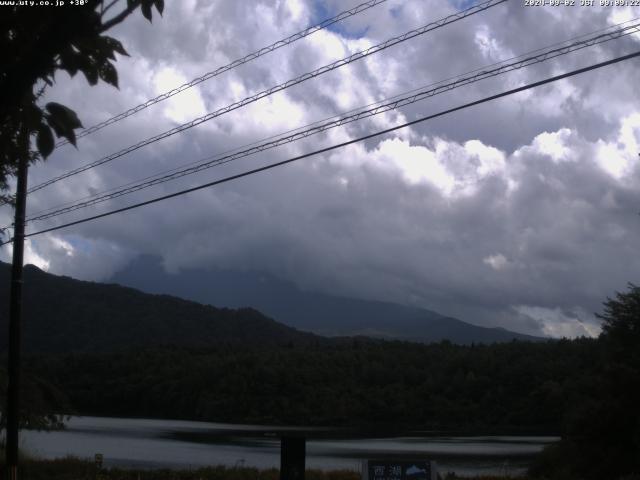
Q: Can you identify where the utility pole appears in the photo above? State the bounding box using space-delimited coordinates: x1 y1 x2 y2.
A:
5 126 29 480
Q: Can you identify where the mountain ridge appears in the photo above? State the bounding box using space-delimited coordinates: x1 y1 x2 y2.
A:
110 255 545 344
0 261 320 354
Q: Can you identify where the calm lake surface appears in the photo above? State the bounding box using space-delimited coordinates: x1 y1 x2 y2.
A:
21 416 558 477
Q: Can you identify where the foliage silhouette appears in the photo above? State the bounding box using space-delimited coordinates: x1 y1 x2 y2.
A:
0 0 163 210
531 283 640 479
0 0 164 428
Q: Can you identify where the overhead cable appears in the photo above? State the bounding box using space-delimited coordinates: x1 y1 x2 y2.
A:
2 50 637 246
55 0 389 147
24 20 640 224
24 0 507 197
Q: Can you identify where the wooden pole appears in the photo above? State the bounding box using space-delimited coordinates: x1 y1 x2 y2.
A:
5 126 29 480
280 436 305 480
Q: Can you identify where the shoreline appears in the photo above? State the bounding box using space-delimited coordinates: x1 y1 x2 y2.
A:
0 455 530 480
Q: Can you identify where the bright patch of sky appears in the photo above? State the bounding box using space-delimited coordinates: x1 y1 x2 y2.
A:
1 240 50 272
515 305 601 338
484 253 509 271
450 0 482 9
309 0 371 39
153 67 207 123
595 114 640 179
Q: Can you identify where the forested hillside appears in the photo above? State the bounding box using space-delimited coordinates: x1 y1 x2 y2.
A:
0 263 319 353
22 338 597 433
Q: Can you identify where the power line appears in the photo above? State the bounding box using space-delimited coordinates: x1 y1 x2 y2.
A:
9 16 640 226
3 49 637 246
23 0 507 197
32 0 506 194
23 20 640 224
55 0 389 147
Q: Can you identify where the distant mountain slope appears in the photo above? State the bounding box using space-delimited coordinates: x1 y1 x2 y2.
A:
0 262 319 354
110 255 544 344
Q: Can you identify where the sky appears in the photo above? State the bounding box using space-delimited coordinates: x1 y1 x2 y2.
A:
2 0 640 338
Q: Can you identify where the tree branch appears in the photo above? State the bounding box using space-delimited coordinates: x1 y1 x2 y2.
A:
99 1 140 33
101 0 120 19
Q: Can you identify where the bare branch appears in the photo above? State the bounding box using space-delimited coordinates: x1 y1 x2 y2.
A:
101 0 120 19
99 0 140 33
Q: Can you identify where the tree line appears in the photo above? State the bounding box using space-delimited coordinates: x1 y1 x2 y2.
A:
2 284 639 479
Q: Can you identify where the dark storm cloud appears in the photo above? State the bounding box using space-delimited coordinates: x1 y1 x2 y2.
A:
3 0 640 337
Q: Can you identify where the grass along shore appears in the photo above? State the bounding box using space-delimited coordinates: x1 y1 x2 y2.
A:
0 454 530 480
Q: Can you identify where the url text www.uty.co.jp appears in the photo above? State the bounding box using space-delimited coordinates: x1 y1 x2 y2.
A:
0 0 87 7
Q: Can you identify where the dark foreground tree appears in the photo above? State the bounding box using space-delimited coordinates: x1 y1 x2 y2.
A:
0 0 164 210
0 0 164 427
0 366 70 431
531 284 640 480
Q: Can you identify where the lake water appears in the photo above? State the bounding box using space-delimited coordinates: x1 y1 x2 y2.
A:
20 416 558 477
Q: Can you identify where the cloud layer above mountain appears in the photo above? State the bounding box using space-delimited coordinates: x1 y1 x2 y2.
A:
2 0 640 337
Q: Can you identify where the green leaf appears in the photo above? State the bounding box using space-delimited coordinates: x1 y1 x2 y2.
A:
102 36 129 57
98 62 118 88
45 113 77 147
45 114 65 138
36 123 55 158
60 47 81 76
93 36 125 60
154 0 164 15
141 0 153 21
45 103 84 130
82 66 99 85
65 129 77 147
74 53 100 85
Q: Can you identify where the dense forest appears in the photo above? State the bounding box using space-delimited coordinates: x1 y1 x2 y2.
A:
17 339 596 433
4 281 638 480
0 261 638 479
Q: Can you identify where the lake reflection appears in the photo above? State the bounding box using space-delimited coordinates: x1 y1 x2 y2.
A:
21 417 558 477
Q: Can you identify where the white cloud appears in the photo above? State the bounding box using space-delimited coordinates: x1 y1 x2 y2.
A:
11 1 640 338
464 139 506 175
607 7 640 41
484 253 509 271
153 67 207 123
514 305 601 338
1 240 50 272
245 92 307 133
374 137 454 190
595 113 640 179
474 23 508 61
50 237 75 258
531 129 574 163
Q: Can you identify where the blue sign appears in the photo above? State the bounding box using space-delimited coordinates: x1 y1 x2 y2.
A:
364 460 434 480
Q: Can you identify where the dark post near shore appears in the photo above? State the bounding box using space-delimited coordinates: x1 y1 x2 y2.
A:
5 127 29 480
280 436 306 480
